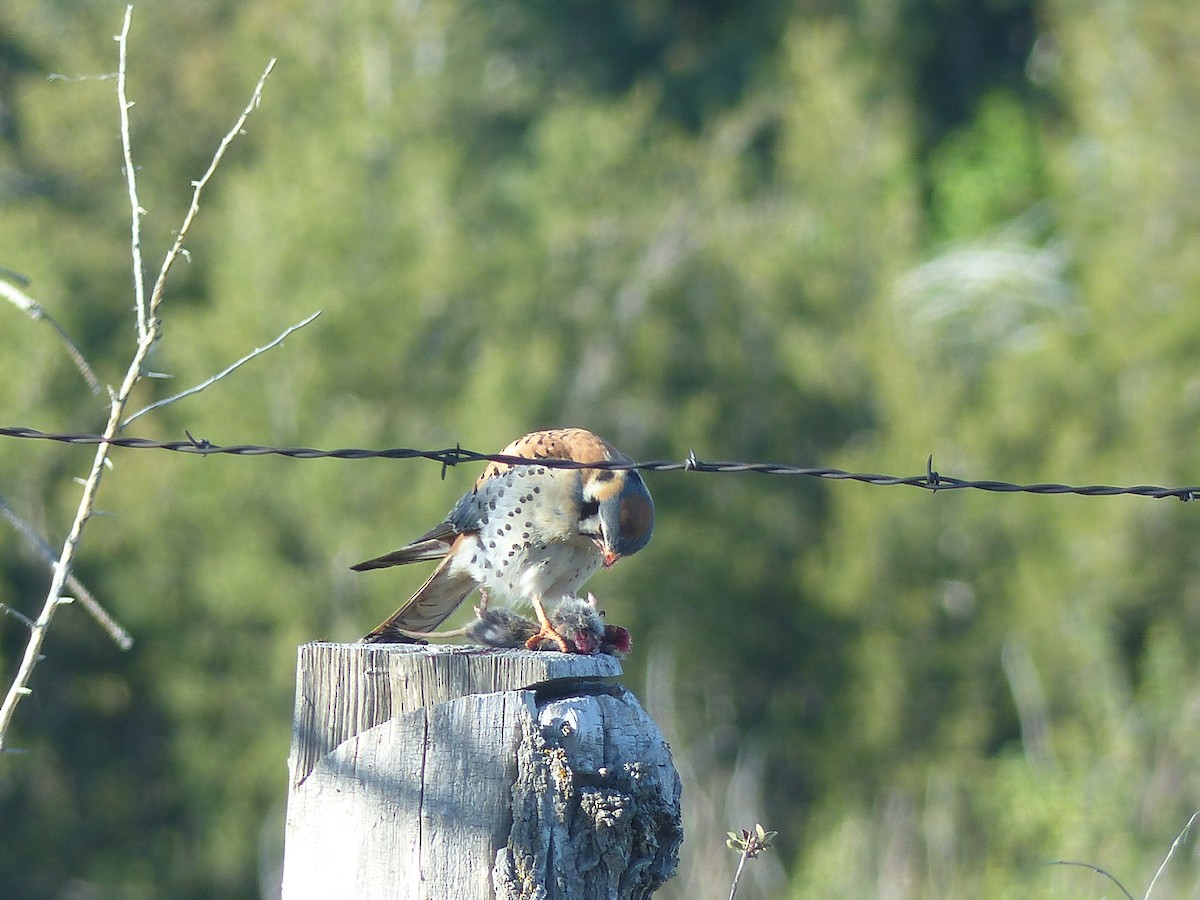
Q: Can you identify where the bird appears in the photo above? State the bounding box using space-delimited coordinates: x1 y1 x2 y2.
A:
352 428 654 651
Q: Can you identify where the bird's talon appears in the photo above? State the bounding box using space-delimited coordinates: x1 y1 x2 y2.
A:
525 627 572 653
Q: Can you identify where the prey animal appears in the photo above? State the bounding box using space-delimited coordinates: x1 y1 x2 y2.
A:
352 428 653 651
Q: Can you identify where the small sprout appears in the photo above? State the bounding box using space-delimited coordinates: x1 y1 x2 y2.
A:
726 823 777 858
726 823 778 900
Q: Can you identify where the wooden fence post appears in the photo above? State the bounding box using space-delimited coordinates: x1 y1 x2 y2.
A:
281 642 682 899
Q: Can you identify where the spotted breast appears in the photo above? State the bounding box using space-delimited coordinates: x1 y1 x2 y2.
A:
353 428 654 651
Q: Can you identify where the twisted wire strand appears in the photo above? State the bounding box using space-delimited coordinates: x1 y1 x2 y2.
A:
0 425 1195 500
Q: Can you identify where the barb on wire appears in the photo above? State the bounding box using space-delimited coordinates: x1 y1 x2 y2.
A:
441 443 464 481
1 425 1199 501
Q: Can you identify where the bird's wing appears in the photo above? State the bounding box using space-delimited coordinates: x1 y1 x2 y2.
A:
357 428 626 640
350 520 459 571
363 534 480 639
475 427 623 485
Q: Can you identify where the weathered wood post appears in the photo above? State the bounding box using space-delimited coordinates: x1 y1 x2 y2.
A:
281 642 682 899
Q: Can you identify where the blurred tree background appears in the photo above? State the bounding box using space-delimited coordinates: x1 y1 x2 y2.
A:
2 0 1200 897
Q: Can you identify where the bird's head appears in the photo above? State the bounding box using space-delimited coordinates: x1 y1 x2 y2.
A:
578 467 655 567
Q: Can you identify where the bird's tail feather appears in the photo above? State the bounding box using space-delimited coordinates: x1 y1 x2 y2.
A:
351 539 449 572
363 559 477 641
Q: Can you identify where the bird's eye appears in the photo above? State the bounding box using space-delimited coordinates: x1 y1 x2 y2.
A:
579 499 600 521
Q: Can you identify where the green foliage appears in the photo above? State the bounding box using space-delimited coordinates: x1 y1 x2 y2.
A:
2 1 1200 898
928 91 1048 241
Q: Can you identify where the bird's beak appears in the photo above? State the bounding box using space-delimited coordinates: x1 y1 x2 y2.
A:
602 550 620 568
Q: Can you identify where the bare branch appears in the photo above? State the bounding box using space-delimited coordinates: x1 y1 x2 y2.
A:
0 495 133 650
115 5 147 342
0 280 104 395
0 7 275 752
144 56 277 328
0 264 31 286
1145 810 1199 900
122 309 321 428
0 603 35 631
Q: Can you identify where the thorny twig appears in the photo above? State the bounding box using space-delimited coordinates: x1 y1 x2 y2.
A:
0 5 277 753
115 7 147 344
122 310 321 427
0 277 103 395
0 495 132 650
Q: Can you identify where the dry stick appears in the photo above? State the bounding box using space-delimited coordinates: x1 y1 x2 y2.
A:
0 495 133 650
0 264 31 286
0 280 103 395
0 603 36 632
0 272 117 634
144 61 276 329
115 7 147 343
1144 810 1199 900
0 6 276 753
122 310 320 428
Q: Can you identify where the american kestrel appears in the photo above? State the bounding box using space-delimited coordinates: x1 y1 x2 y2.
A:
352 428 654 651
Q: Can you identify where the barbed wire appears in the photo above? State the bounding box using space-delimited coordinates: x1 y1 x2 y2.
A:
0 425 1196 500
